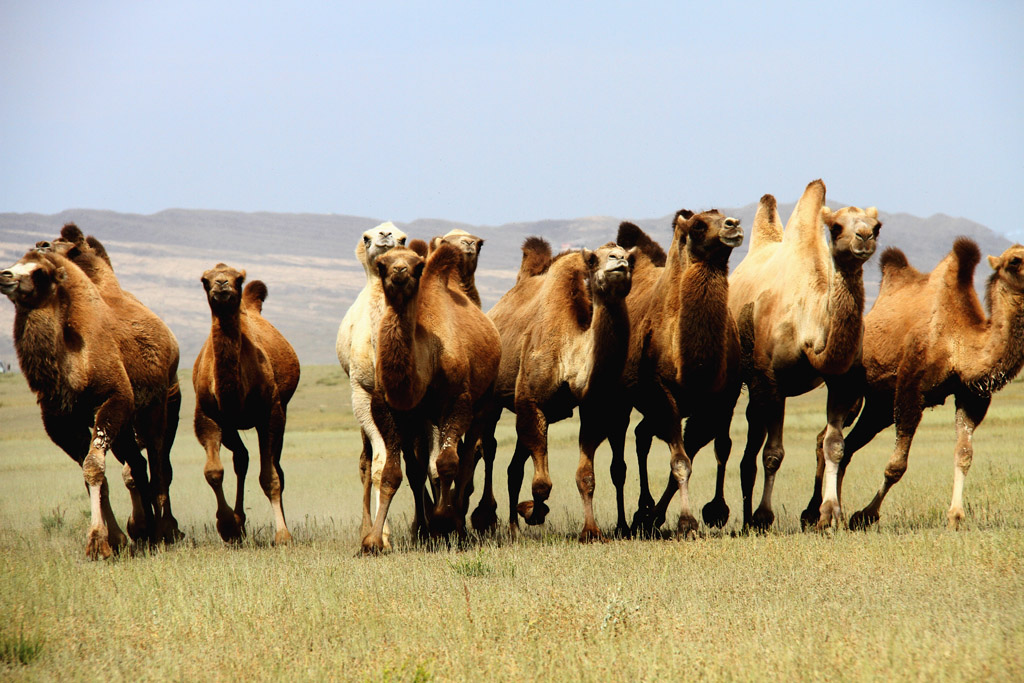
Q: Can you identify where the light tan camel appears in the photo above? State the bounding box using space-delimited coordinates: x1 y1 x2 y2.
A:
38 224 182 543
468 240 635 540
609 210 744 538
363 243 500 552
431 228 485 307
1 249 180 558
801 239 1024 529
729 181 880 530
336 222 408 548
193 264 300 545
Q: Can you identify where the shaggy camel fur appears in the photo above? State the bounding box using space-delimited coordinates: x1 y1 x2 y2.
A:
363 243 500 553
610 210 744 538
801 239 1024 530
193 264 300 545
431 228 485 307
38 224 182 543
336 222 408 548
1 249 181 558
729 181 880 530
468 240 635 540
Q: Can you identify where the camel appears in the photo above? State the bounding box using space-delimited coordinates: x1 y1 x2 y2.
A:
728 180 880 530
610 210 744 538
1 249 181 558
431 229 485 306
336 222 408 548
467 239 636 541
37 224 182 543
800 239 1024 530
193 264 300 545
362 243 500 553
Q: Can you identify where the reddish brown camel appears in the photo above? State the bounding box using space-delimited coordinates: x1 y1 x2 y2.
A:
363 243 500 553
609 210 744 538
38 224 182 543
1 249 180 558
729 181 880 530
801 239 1024 529
467 240 635 540
193 264 300 545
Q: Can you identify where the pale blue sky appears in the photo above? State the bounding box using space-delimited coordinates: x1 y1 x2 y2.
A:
2 2 1022 237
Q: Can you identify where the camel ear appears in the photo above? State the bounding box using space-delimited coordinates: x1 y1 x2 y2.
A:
627 247 638 270
581 248 597 269
376 261 388 280
866 207 878 220
476 238 484 252
429 236 443 254
55 266 67 283
820 206 834 225
988 255 1002 270
413 260 425 280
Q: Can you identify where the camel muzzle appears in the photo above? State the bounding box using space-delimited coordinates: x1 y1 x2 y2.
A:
0 272 16 298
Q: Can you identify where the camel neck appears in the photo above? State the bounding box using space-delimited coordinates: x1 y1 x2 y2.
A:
584 293 630 397
15 304 68 406
676 260 730 383
975 287 1024 393
812 264 865 374
376 295 425 411
210 308 246 416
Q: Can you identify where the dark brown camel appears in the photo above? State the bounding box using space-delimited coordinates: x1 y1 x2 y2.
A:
363 243 500 553
467 239 635 540
610 210 744 538
800 239 1024 529
193 264 300 545
38 224 182 543
1 249 181 558
728 181 880 530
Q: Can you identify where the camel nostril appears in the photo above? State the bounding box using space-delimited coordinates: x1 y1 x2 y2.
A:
0 270 12 279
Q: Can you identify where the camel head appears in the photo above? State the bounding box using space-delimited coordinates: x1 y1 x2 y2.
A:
358 221 408 277
436 229 484 275
583 243 636 300
676 210 743 263
987 245 1024 295
201 263 246 313
377 248 425 307
822 206 881 268
0 251 68 308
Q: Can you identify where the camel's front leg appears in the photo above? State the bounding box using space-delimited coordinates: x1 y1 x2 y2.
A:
362 396 402 554
629 417 658 534
947 394 989 529
740 399 768 529
513 400 552 526
606 407 631 537
433 393 474 537
196 409 244 542
815 383 862 530
751 399 785 530
353 385 390 549
83 391 133 559
576 403 610 543
256 401 291 545
112 426 155 544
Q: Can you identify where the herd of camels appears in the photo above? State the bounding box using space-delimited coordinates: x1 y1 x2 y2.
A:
2 179 1023 558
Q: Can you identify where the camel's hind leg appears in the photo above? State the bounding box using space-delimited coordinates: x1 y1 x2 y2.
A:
739 400 768 529
513 401 552 527
814 381 864 530
607 407 632 538
152 382 183 543
751 399 785 530
506 441 530 537
466 404 502 534
111 427 155 544
629 417 659 534
432 393 475 538
947 394 990 529
256 400 291 545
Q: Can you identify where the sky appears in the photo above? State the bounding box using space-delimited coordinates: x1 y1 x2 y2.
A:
2 1 1023 238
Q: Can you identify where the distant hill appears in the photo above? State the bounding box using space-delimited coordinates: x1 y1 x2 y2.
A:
0 201 1013 366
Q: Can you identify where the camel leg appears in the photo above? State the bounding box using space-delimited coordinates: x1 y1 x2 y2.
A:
669 433 698 539
111 427 154 544
506 441 530 537
432 394 474 538
402 422 433 542
514 401 552 526
751 399 785 530
633 417 656 516
256 401 291 545
740 400 768 529
850 388 923 530
815 383 862 530
575 404 607 543
947 394 990 529
362 395 402 554
683 409 732 529
607 407 631 538
353 386 390 549
468 405 502 534
150 382 183 544
83 390 132 559
196 410 244 542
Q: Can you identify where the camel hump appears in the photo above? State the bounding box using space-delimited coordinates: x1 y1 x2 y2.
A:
519 236 552 280
952 237 981 286
60 222 85 244
85 236 113 266
617 222 666 267
879 246 909 272
243 280 268 313
409 238 429 257
750 193 783 250
425 241 461 280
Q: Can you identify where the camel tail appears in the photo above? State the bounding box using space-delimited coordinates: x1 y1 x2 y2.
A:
616 222 667 267
519 236 552 281
952 237 981 286
243 280 268 313
60 223 85 244
750 194 783 251
409 238 429 258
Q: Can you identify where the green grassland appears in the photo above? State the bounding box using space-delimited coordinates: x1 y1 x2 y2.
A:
0 366 1022 681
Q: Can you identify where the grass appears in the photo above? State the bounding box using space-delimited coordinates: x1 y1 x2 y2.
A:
0 366 1023 680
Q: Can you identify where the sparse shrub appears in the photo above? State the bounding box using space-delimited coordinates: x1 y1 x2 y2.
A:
0 629 43 666
40 506 65 536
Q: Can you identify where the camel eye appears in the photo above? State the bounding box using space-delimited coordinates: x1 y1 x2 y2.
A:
1010 257 1022 269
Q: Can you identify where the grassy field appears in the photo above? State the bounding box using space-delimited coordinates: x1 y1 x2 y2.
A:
0 365 1022 681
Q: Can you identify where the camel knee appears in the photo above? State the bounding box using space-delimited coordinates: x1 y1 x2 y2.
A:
823 426 844 464
380 459 403 497
204 462 225 488
955 443 973 473
576 465 596 496
258 468 281 497
884 460 907 484
436 447 458 481
83 452 106 487
762 446 784 474
609 457 627 486
532 476 552 502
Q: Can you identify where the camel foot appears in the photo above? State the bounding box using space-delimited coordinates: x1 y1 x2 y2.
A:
274 528 292 546
614 520 632 539
701 499 730 529
799 504 821 531
749 508 775 531
158 518 185 545
815 500 842 531
676 514 699 540
848 508 878 531
947 507 965 530
216 511 245 543
517 500 550 526
361 533 388 555
630 510 662 539
429 513 459 537
470 502 498 534
125 514 148 542
85 529 113 561
578 526 606 543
